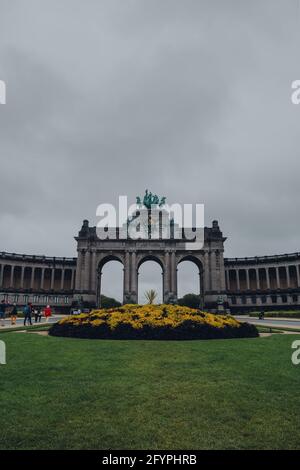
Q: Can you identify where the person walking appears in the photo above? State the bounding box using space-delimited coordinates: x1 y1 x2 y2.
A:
259 310 265 320
0 300 7 327
23 303 32 326
44 305 52 322
34 308 42 323
10 303 18 325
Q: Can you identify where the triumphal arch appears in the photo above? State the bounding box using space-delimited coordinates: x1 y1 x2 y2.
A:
74 192 227 309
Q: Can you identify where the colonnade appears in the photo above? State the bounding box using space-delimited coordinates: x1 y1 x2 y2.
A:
225 264 300 291
0 253 77 292
225 254 300 310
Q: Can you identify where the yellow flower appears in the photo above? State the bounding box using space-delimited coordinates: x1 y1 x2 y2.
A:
58 304 243 333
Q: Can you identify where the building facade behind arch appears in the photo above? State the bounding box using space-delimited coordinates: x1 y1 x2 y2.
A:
1 219 300 312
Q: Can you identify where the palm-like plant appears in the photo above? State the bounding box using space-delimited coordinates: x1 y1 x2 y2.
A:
144 289 158 304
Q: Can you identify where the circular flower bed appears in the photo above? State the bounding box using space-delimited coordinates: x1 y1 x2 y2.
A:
49 304 258 340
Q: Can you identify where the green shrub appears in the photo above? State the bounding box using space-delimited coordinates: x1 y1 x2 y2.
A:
178 293 201 309
99 295 121 309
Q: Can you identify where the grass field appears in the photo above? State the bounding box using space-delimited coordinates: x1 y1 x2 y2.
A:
0 332 299 450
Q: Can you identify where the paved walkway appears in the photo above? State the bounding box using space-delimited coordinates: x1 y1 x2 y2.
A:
235 315 300 331
0 315 63 330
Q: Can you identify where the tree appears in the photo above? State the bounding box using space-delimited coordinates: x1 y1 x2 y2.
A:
100 295 121 309
178 293 201 309
144 289 158 304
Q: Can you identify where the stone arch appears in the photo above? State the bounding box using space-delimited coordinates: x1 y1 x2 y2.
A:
137 254 165 271
96 254 124 307
177 254 204 271
137 254 165 304
97 253 125 271
177 254 204 308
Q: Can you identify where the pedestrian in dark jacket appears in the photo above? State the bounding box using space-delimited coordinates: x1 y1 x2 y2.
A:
34 308 42 323
23 303 32 326
10 304 18 325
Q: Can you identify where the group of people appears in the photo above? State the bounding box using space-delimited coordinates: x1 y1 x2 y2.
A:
0 300 52 327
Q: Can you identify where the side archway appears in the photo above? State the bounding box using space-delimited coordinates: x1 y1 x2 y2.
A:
96 255 124 307
177 255 204 308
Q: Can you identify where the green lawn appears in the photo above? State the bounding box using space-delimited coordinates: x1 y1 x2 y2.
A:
0 332 299 450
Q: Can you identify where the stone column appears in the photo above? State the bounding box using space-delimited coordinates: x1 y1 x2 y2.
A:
96 272 102 307
163 251 170 302
210 251 218 291
198 271 202 302
286 266 291 288
41 268 45 290
203 251 210 292
123 266 126 303
91 251 97 292
266 268 270 289
60 269 65 290
276 267 280 289
131 251 137 302
171 251 177 299
50 268 55 290
174 267 178 300
71 269 75 290
256 268 260 290
219 250 226 291
75 251 83 291
246 269 250 290
20 266 25 289
236 269 240 291
84 250 91 291
31 267 35 289
123 270 131 304
10 265 15 287
123 251 130 300
0 265 3 287
296 265 300 287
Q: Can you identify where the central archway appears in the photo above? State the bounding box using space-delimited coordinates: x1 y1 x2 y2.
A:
137 255 164 304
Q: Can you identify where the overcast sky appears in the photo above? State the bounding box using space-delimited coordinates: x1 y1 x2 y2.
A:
0 1 299 300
